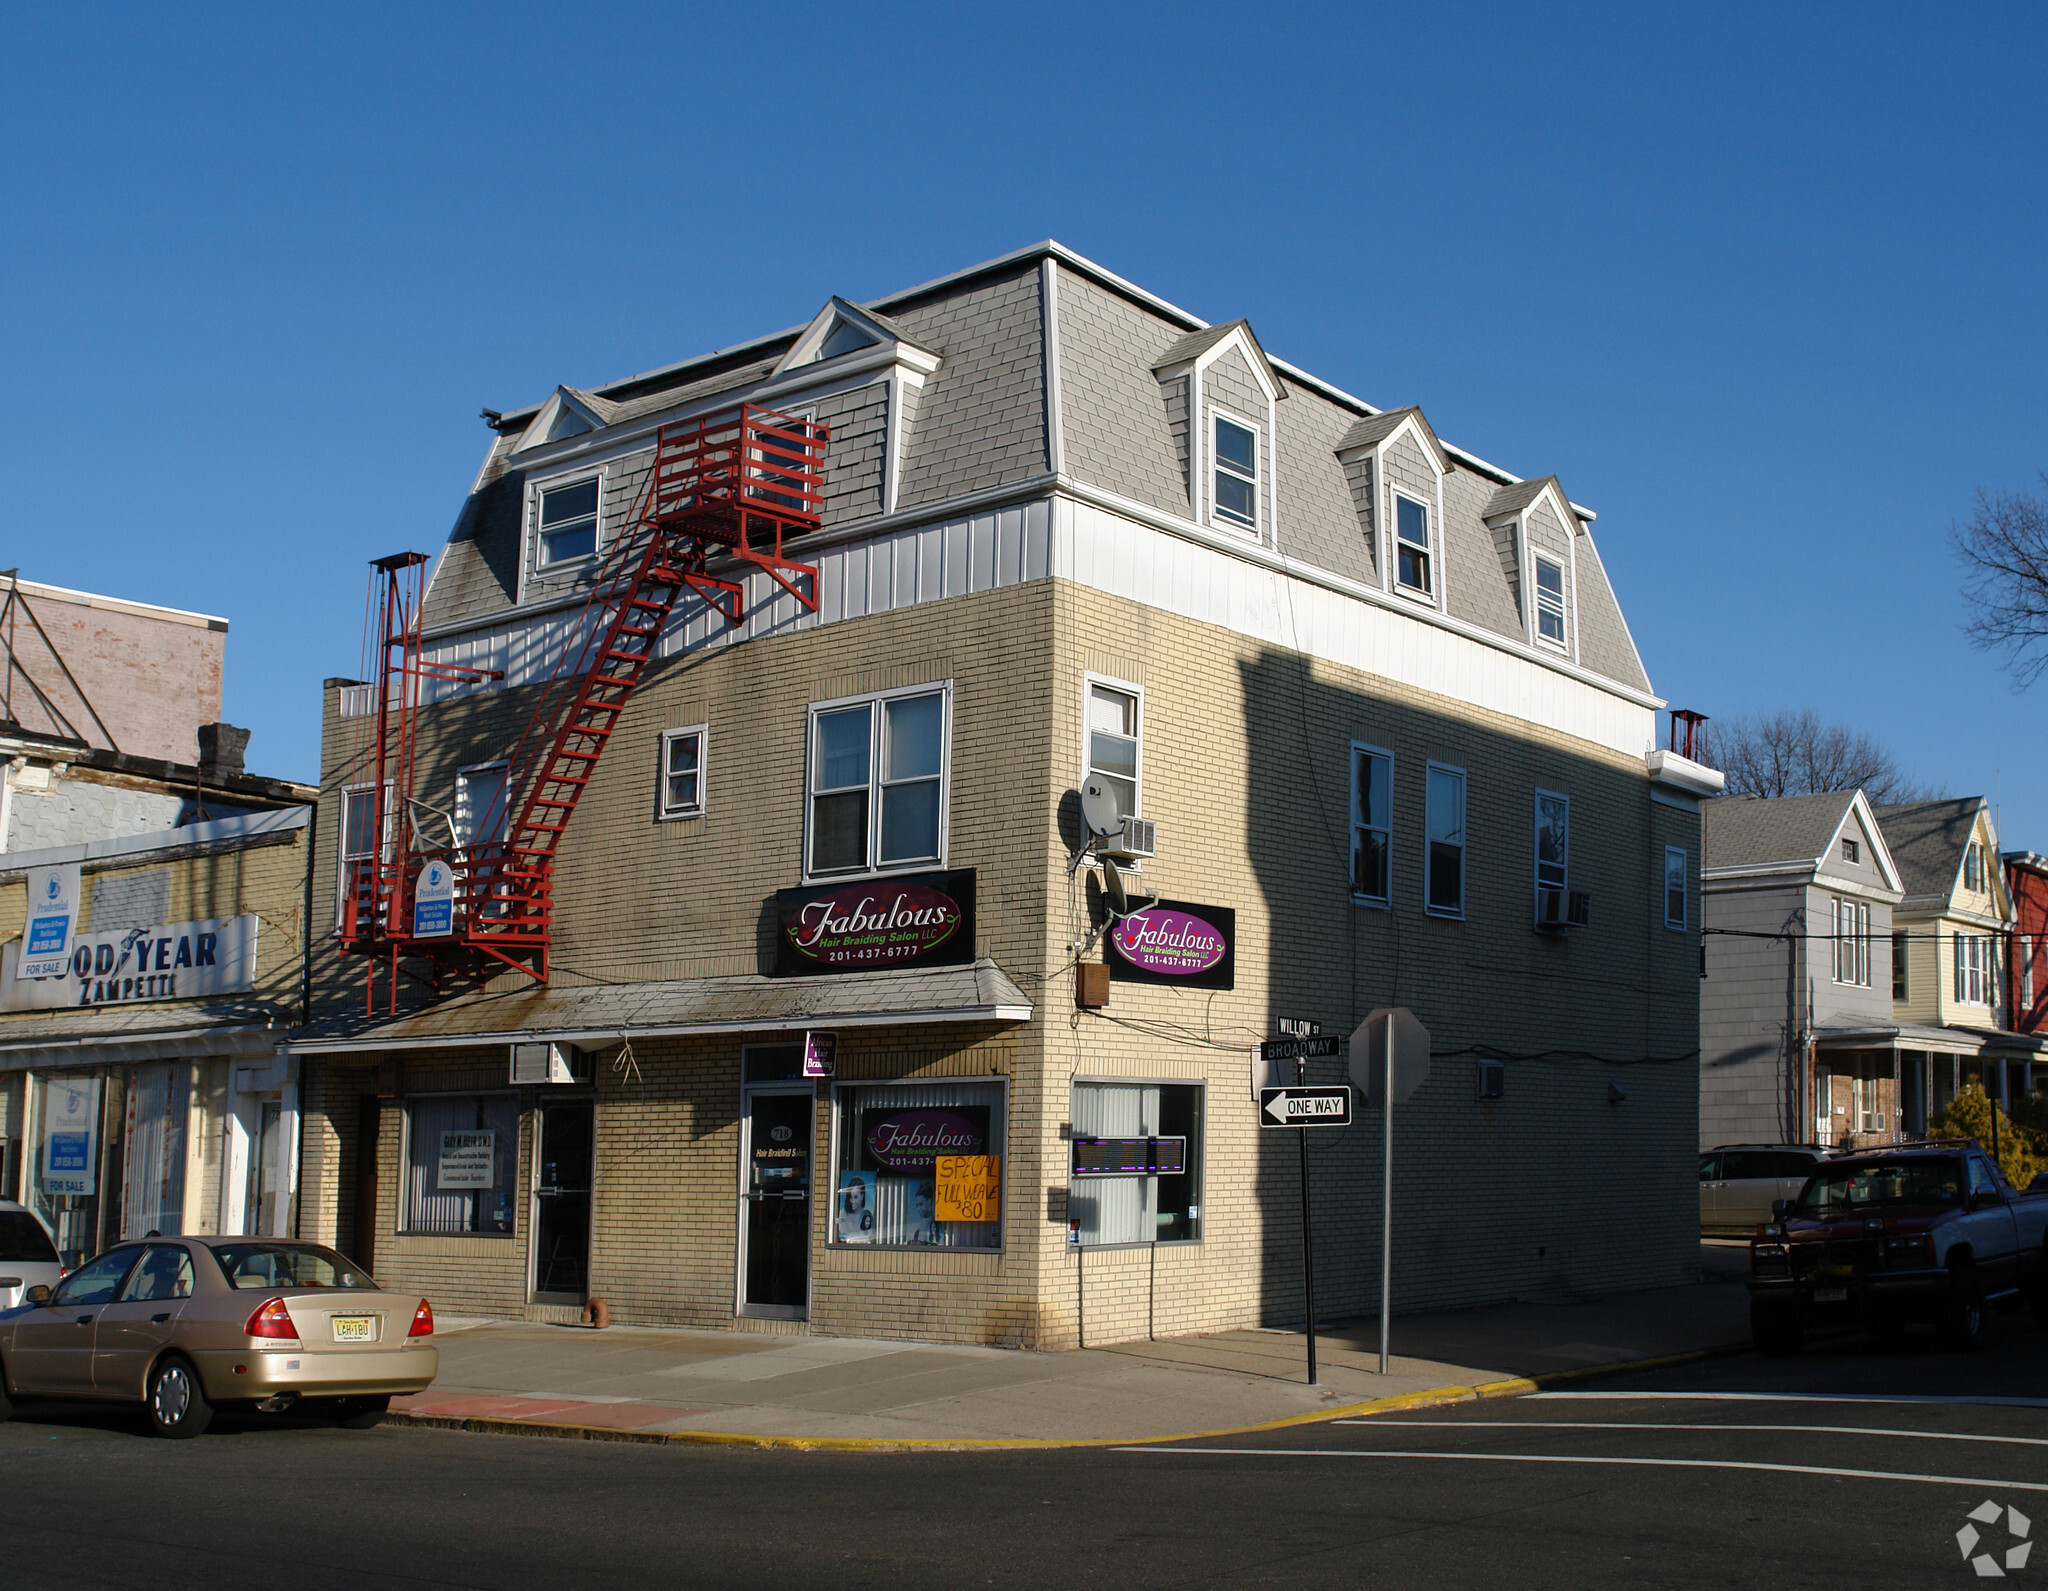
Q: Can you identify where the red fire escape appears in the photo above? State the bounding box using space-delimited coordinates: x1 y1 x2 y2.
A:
341 404 830 1011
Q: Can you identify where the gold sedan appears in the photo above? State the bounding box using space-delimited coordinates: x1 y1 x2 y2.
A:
0 1236 439 1437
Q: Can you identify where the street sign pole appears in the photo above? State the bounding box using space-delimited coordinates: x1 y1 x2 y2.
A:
1296 1055 1317 1387
1380 1013 1393 1376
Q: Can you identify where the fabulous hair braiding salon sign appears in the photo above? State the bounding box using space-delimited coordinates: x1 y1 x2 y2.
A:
774 869 976 976
1107 899 1236 990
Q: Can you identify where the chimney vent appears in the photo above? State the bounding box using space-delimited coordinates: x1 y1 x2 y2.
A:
198 722 250 780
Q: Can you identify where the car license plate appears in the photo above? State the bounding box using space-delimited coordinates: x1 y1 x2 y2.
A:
332 1316 373 1342
1812 1287 1848 1303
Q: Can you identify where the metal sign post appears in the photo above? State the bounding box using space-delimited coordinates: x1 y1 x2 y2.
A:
1380 1014 1393 1377
1257 1039 1346 1387
1349 1007 1432 1377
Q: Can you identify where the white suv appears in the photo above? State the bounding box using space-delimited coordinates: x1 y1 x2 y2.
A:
0 1201 63 1310
1700 1145 1826 1235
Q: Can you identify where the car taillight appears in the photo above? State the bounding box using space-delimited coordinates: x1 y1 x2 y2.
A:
408 1299 434 1338
244 1296 298 1340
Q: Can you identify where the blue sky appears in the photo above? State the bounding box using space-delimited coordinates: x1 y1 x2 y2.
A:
5 4 2045 839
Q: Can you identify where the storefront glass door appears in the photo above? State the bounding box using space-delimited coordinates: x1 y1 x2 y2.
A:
739 1089 813 1317
533 1099 593 1302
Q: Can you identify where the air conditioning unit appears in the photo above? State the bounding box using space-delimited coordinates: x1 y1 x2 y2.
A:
1096 815 1157 861
510 1041 585 1086
1535 888 1567 929
1569 891 1591 927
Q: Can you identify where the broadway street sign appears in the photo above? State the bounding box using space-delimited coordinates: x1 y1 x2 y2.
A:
1259 1085 1353 1128
1259 1035 1343 1064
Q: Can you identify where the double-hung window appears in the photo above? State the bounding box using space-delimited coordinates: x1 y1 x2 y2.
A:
1351 744 1392 904
1832 897 1870 986
808 687 948 877
1534 790 1569 925
454 762 509 847
1395 494 1432 596
336 781 393 929
1533 554 1566 646
1086 682 1141 820
657 726 706 820
1893 931 1909 1001
1212 416 1258 530
538 477 600 565
1955 933 1990 1004
1664 846 1688 931
1964 842 1984 893
1425 763 1466 916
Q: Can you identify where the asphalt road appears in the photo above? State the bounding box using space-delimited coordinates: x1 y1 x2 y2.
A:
2 1310 2044 1590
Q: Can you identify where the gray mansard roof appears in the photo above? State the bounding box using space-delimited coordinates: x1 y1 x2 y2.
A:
418 242 1652 696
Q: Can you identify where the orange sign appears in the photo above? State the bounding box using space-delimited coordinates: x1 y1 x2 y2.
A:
934 1155 1000 1223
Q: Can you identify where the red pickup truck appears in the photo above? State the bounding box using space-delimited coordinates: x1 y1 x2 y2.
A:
1749 1142 2048 1353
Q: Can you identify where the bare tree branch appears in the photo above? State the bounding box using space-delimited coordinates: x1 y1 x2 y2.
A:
1953 471 2048 688
1712 709 1945 803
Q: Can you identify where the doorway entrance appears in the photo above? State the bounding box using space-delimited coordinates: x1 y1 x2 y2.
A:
532 1098 593 1303
738 1088 814 1318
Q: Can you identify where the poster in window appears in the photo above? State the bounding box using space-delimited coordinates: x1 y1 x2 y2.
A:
774 869 976 976
1107 900 1235 989
857 1105 991 1174
437 1130 496 1189
41 1076 99 1197
835 1171 876 1243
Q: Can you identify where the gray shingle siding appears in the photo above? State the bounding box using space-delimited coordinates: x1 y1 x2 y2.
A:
814 380 887 524
1054 267 1190 518
421 433 524 632
1571 531 1651 692
1278 380 1376 588
890 267 1048 511
1489 511 1522 629
1162 373 1191 503
1440 464 1522 638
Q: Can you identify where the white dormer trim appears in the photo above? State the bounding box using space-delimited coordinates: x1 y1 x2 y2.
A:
773 298 941 379
512 388 610 456
1158 325 1284 552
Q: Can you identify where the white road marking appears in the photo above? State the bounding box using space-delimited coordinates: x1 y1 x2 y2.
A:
1113 1447 2048 1491
1335 1419 2048 1449
1528 1391 2048 1409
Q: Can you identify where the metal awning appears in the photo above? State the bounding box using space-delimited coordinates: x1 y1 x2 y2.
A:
0 1000 288 1069
286 958 1033 1056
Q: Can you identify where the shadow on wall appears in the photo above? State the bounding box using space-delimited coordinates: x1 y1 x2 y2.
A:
1236 647 1699 1329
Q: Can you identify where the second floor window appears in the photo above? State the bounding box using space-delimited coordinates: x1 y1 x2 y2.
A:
1955 933 1991 1005
1665 846 1688 931
1212 416 1258 529
454 763 509 846
1351 745 1391 904
1425 763 1465 916
808 688 947 876
658 727 706 820
1534 555 1566 646
1893 931 1908 1001
538 478 599 565
1832 897 1870 986
1534 790 1568 924
1087 683 1141 819
1396 495 1433 595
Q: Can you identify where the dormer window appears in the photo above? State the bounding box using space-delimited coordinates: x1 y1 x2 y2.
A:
1396 494 1433 595
539 478 599 565
1213 415 1258 530
1964 841 1984 892
1534 554 1566 646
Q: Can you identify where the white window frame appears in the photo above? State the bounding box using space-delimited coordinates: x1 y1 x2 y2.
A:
1964 842 1983 893
1832 897 1870 987
335 780 394 931
1082 673 1144 822
1664 845 1688 932
804 682 952 882
1424 760 1467 919
454 760 510 847
656 725 708 821
1350 742 1393 907
1534 788 1569 926
532 468 606 572
1208 410 1261 536
1392 489 1435 601
1955 933 1990 1005
1532 551 1567 649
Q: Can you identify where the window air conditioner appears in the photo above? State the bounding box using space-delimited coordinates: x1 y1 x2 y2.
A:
1569 891 1591 927
1535 888 1567 929
510 1041 584 1086
1097 816 1157 861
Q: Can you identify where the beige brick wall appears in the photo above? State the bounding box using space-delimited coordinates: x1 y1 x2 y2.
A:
304 570 1699 1344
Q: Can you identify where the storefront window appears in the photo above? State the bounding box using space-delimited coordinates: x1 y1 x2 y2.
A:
121 1062 190 1240
830 1081 1003 1249
403 1092 518 1236
30 1073 105 1267
1069 1081 1203 1246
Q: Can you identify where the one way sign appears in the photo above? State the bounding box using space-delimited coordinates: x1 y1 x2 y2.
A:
1259 1085 1353 1128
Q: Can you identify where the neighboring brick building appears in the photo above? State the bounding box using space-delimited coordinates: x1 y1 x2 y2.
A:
288 243 1717 1344
2003 851 2048 1051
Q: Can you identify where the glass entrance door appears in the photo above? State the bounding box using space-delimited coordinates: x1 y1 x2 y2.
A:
739 1089 813 1317
533 1100 593 1302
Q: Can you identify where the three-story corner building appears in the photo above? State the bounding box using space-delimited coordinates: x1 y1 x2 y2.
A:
288 242 1715 1346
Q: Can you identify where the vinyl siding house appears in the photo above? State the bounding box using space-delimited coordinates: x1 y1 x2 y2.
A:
287 242 1717 1346
1701 791 1904 1149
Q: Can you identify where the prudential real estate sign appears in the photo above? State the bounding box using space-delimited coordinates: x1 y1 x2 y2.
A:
19 865 81 980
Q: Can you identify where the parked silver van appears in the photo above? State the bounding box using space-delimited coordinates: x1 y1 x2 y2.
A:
1700 1145 1825 1235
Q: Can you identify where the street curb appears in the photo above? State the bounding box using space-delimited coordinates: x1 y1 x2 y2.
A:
379 1338 1753 1453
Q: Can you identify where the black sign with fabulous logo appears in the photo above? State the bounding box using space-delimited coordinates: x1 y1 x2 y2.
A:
1106 899 1237 990
774 869 976 977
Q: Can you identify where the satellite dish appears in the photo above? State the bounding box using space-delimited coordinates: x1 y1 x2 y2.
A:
1079 778 1123 841
1100 856 1130 917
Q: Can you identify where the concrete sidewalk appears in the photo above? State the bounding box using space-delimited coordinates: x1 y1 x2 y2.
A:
389 1261 1754 1449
